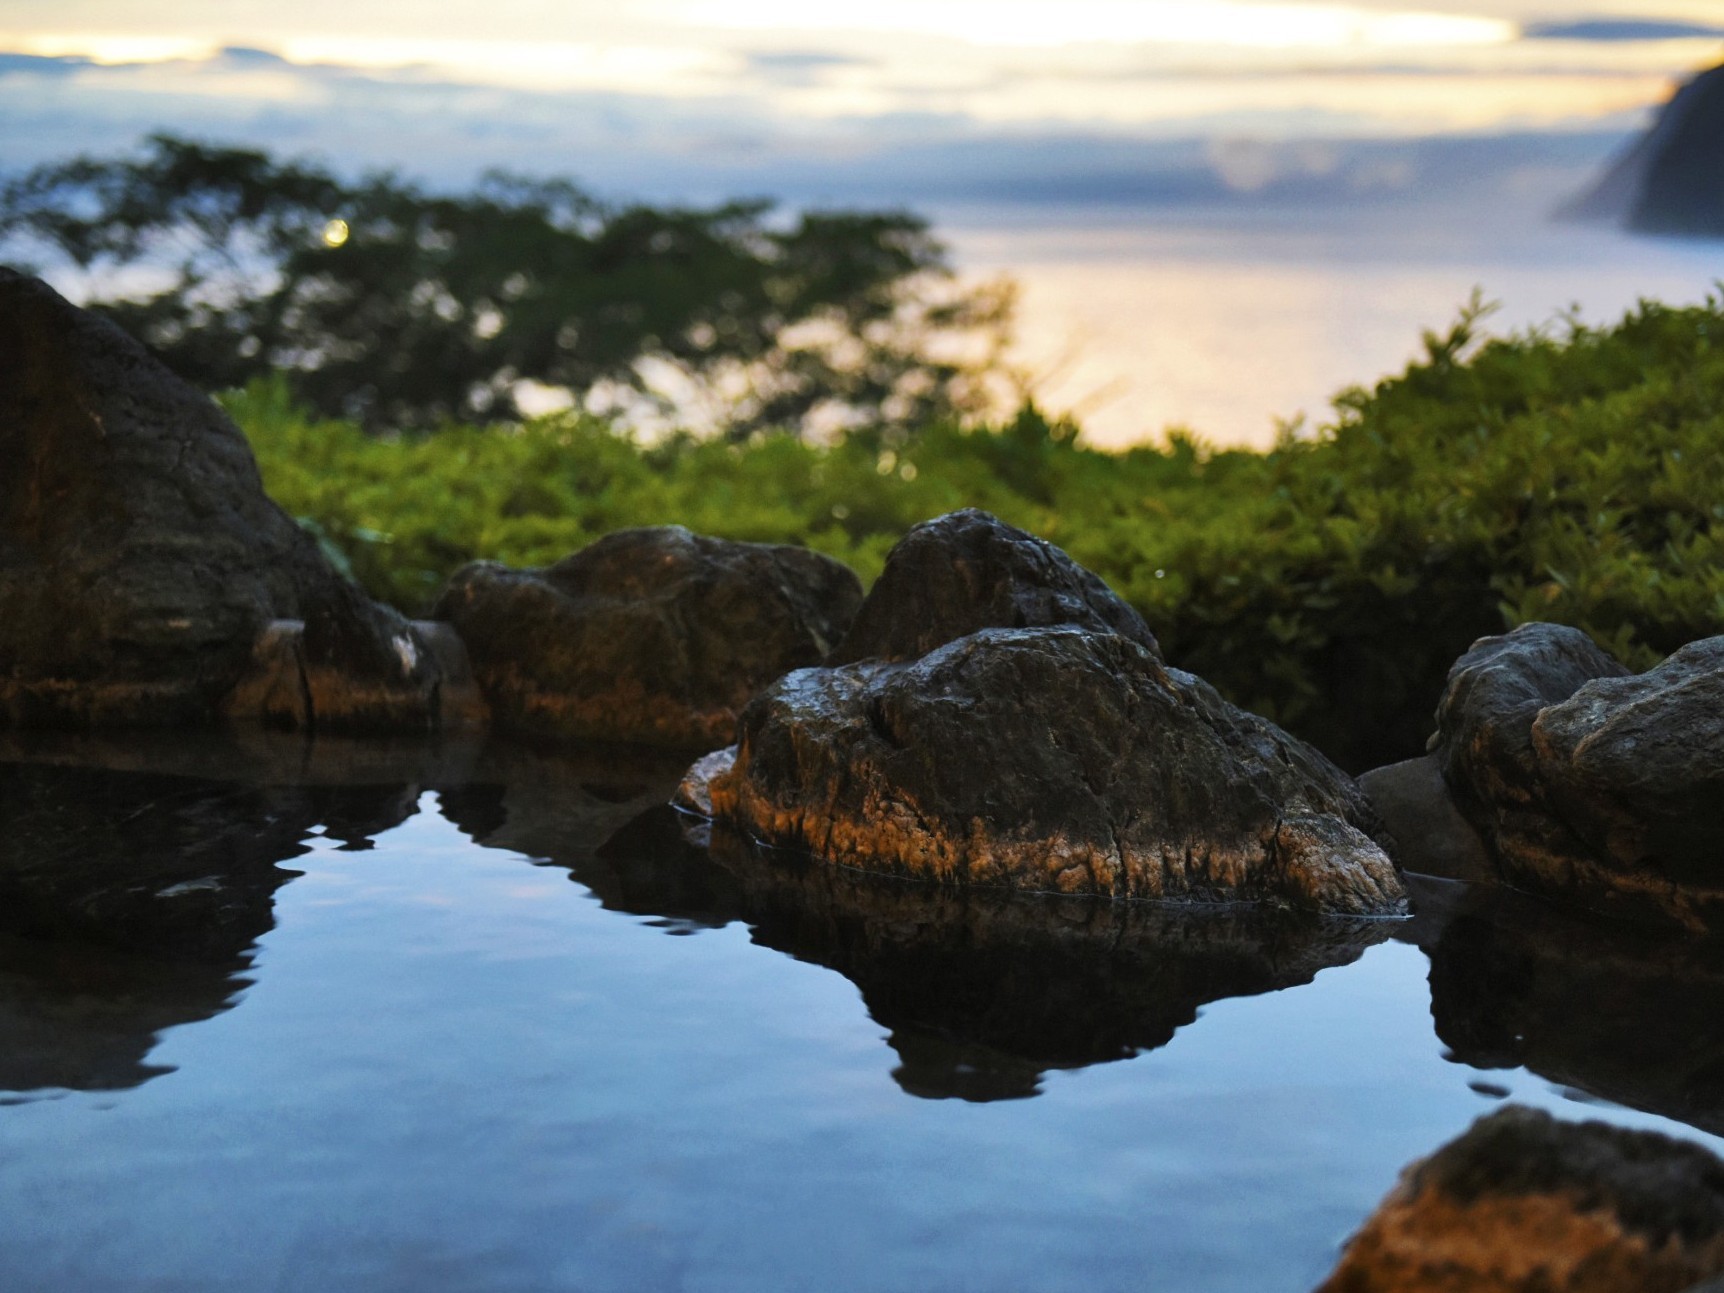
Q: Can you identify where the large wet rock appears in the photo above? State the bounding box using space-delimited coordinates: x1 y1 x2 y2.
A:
432 526 862 749
685 626 1405 915
828 508 1158 664
1431 622 1724 930
0 269 450 733
1317 1106 1724 1292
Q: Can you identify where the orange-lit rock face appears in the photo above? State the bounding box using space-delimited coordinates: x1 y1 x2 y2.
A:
433 527 862 750
686 626 1405 916
1319 1107 1724 1293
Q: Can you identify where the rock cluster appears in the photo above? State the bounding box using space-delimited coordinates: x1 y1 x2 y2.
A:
1319 1105 1724 1292
1414 622 1724 931
684 513 1405 916
0 271 853 748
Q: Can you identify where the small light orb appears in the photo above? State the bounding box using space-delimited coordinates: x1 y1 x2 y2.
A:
322 218 350 248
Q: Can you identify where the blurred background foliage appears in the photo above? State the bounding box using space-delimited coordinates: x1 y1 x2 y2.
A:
0 135 1013 437
231 293 1724 772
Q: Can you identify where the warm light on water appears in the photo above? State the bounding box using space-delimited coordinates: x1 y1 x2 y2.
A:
955 208 1724 449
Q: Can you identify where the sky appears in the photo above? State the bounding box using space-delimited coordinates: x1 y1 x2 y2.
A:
0 0 1718 197
0 1 1719 445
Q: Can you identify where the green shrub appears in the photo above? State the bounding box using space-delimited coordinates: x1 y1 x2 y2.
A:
232 292 1724 771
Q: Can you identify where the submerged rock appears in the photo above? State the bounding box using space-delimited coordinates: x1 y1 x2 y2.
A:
1430 622 1724 930
1317 1105 1724 1292
433 526 862 749
685 626 1404 915
0 269 449 733
828 507 1158 665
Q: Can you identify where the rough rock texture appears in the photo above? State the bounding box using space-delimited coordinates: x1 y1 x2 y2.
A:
1317 1106 1724 1293
684 626 1405 915
1532 637 1724 899
1433 622 1724 930
827 508 1159 665
0 269 446 732
433 526 862 749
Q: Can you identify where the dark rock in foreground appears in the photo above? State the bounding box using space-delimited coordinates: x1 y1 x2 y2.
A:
433 526 862 749
1317 1105 1724 1292
0 269 450 733
686 626 1404 915
1432 622 1724 931
828 508 1158 665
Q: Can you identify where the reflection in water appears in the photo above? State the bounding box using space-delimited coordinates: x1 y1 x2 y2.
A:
435 755 1401 1099
0 761 309 961
0 933 247 1095
1410 875 1724 1138
434 744 732 931
12 732 1724 1131
0 746 424 1092
485 796 1389 1101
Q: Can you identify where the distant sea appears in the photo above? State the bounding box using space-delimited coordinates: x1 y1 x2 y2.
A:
946 199 1724 450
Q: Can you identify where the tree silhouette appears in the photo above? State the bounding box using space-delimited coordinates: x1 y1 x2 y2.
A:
2 135 1014 436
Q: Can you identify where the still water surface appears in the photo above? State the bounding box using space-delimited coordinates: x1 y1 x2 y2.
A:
2 743 1722 1291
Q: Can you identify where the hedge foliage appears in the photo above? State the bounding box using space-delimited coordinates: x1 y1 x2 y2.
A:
233 293 1724 771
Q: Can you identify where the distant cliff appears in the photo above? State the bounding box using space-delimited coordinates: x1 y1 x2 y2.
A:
1565 60 1724 237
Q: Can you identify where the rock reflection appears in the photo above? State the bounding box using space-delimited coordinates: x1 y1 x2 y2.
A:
0 933 246 1094
436 746 739 932
582 809 1395 1100
0 742 426 1093
1412 875 1724 1137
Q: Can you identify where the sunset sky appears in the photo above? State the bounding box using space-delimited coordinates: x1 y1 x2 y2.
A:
0 0 1718 197
4 1 1719 445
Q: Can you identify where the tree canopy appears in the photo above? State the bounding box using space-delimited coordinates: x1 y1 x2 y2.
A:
0 134 1014 436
